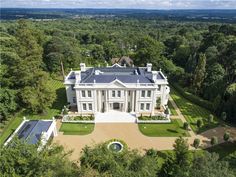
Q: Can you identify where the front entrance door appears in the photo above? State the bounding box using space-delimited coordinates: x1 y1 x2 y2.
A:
113 103 120 110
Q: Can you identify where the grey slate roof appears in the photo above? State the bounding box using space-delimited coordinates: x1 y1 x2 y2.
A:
17 120 52 145
78 66 165 84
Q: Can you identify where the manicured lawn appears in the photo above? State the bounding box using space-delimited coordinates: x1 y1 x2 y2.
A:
206 142 236 175
0 117 23 145
138 119 190 137
59 123 95 135
170 88 220 133
0 78 66 145
168 101 178 116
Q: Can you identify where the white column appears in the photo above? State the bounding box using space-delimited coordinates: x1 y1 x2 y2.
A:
132 90 135 112
93 90 97 114
98 90 101 112
124 90 127 112
76 90 81 114
151 89 156 116
135 90 139 114
106 90 109 112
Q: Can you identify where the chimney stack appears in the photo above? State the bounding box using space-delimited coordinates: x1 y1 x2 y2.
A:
152 71 158 82
80 63 86 72
147 63 152 72
74 71 81 82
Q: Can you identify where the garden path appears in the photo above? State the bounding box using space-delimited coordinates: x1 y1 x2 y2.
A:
169 96 195 137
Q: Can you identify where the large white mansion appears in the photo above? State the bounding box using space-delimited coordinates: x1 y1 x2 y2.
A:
64 63 170 115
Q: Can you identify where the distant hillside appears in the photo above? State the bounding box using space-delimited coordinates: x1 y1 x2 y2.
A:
1 8 236 23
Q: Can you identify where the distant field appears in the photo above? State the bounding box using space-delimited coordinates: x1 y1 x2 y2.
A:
0 78 66 145
170 88 219 133
138 119 189 137
59 123 95 135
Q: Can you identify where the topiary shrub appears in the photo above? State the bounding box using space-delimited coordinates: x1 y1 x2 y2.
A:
211 136 218 146
193 138 200 149
183 122 189 130
197 119 203 129
223 132 230 142
208 114 214 123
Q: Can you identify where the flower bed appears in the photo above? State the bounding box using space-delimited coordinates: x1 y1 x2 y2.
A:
74 115 94 121
137 114 171 123
62 115 95 123
138 115 168 121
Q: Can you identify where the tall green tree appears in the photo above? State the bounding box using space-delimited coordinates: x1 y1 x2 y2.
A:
0 138 79 177
192 53 206 93
20 72 56 113
0 88 17 122
189 152 234 177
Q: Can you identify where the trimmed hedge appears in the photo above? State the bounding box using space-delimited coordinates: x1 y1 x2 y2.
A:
171 83 214 112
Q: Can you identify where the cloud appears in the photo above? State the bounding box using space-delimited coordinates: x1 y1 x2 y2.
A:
1 0 236 9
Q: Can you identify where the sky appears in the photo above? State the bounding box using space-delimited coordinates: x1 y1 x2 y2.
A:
1 0 236 9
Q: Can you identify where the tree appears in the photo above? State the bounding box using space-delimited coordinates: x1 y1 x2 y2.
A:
173 137 189 166
11 20 43 88
103 41 120 61
193 138 200 149
196 119 203 129
203 63 225 101
80 142 157 177
0 88 17 122
0 138 79 177
134 36 164 66
183 122 189 130
189 152 234 177
20 72 56 113
192 53 206 93
223 132 230 142
211 136 218 146
160 137 190 177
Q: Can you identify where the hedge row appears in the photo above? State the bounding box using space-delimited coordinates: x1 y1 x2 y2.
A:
171 83 214 112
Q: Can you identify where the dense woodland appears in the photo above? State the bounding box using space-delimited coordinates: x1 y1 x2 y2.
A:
0 18 235 123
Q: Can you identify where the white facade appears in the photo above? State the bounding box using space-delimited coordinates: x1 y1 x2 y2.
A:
64 63 170 116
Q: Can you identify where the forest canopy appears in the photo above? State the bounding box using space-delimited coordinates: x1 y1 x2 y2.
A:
0 18 235 123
